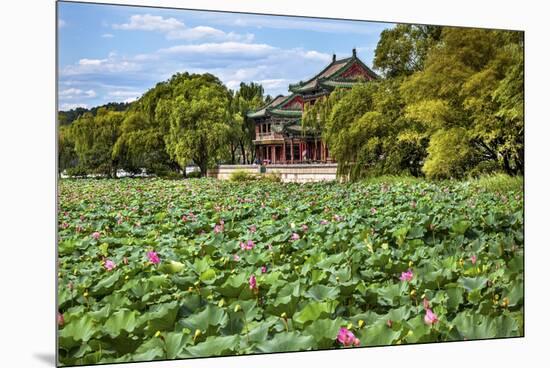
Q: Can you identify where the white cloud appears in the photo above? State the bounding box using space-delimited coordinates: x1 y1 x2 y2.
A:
166 26 254 42
101 33 114 38
58 19 66 28
202 14 393 35
113 14 184 32
159 42 276 57
62 56 140 76
79 58 107 66
113 14 254 43
257 79 289 90
59 88 97 99
59 103 88 111
108 90 142 97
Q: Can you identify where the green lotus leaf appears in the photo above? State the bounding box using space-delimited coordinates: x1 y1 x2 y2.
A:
103 309 139 338
180 304 228 332
59 314 96 346
305 285 340 301
293 301 339 325
255 332 315 353
182 335 240 357
159 260 185 274
303 318 345 348
452 311 496 339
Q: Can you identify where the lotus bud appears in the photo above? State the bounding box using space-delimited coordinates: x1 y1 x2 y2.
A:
280 312 287 319
234 304 241 313
154 330 161 337
194 329 201 339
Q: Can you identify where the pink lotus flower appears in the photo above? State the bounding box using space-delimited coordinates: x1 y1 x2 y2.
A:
76 225 83 233
57 312 65 326
399 269 414 282
181 215 188 222
147 251 160 264
301 224 308 232
249 274 257 290
371 207 377 214
214 224 223 233
261 265 267 273
104 259 116 271
91 231 101 240
123 257 128 265
249 225 257 233
61 222 69 229
267 244 273 251
470 254 477 265
320 219 329 225
333 214 343 222
290 233 300 241
424 308 439 325
233 254 240 262
240 240 255 250
411 201 417 209
337 328 360 347
386 319 393 328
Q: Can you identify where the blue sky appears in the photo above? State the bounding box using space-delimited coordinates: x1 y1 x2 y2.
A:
57 1 394 111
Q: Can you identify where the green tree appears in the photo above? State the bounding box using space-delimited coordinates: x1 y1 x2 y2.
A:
374 24 442 78
320 80 426 180
70 108 124 177
58 124 77 175
112 110 174 175
232 82 265 164
401 27 524 178
164 73 232 176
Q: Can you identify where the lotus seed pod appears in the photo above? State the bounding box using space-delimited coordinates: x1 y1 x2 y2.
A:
234 304 241 313
280 312 287 319
358 320 365 328
194 329 201 339
154 330 161 337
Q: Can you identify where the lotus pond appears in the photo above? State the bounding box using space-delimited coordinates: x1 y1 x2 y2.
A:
57 178 524 365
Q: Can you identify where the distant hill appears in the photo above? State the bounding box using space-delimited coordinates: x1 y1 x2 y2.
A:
58 102 132 126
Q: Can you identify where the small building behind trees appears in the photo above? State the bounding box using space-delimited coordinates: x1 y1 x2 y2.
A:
247 49 378 164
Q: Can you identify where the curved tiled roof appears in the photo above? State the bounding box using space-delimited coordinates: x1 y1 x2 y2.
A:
247 51 378 120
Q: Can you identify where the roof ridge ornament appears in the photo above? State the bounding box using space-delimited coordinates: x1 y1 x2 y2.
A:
332 53 336 62
352 48 356 57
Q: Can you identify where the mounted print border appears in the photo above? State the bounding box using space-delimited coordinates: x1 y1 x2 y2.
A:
56 1 524 366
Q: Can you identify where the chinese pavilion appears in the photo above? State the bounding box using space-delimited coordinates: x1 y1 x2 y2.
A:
247 48 378 164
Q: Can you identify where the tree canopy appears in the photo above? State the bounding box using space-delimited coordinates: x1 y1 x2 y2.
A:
59 73 267 177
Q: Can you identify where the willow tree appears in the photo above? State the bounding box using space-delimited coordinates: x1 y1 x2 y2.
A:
70 108 124 178
401 28 524 178
164 73 232 176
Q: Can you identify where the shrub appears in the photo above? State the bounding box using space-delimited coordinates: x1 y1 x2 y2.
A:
229 170 257 182
262 171 282 183
187 171 202 179
470 173 523 193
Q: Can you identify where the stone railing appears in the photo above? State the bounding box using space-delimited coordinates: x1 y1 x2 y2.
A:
207 164 338 183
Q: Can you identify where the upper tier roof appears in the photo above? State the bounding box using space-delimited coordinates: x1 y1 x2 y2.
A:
288 50 378 93
246 50 378 120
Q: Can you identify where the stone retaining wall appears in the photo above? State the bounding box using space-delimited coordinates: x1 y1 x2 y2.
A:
208 164 338 183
